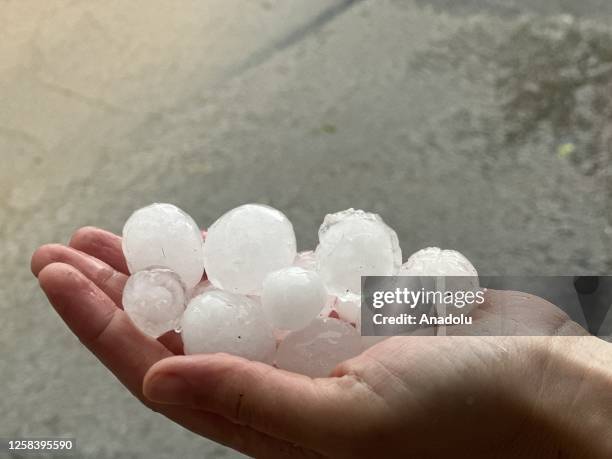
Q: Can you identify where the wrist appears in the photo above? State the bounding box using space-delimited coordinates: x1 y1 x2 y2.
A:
521 337 612 457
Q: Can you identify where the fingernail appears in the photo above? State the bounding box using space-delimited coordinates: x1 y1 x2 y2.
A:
146 373 190 404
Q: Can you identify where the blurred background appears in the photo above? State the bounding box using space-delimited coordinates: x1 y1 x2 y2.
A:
2 0 612 457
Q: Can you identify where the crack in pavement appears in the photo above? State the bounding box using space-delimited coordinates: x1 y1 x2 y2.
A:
225 0 366 80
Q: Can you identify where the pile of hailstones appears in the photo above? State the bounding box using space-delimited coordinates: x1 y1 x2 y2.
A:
122 203 478 377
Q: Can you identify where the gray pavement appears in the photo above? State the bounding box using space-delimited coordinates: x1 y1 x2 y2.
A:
2 1 612 458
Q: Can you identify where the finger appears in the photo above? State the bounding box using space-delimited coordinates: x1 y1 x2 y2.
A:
32 244 127 306
69 226 129 274
36 263 319 457
171 410 322 459
32 246 185 352
143 354 382 449
38 262 172 398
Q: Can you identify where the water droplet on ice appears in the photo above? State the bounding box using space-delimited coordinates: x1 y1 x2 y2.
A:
315 209 402 298
261 267 327 330
181 290 276 362
122 268 186 338
203 204 297 295
122 203 204 289
275 317 362 377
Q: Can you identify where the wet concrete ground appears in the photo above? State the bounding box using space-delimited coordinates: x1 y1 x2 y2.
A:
2 1 612 457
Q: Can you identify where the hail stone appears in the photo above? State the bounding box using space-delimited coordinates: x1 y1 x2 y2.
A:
400 247 480 315
203 204 297 295
315 209 402 298
261 267 327 330
181 290 276 361
401 247 477 277
122 268 186 338
122 203 203 289
275 317 362 377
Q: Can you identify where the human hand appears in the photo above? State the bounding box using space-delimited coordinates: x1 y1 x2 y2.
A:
32 227 612 458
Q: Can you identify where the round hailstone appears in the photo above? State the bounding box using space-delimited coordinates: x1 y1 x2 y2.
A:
181 290 276 361
400 247 480 315
334 296 361 326
315 209 402 298
122 203 204 289
261 267 327 330
203 204 297 295
122 268 186 338
275 317 362 377
293 251 317 271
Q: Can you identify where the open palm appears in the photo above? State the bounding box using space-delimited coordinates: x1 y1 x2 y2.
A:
31 227 586 458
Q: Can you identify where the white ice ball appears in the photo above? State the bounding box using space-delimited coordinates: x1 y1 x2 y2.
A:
122 203 204 289
261 267 327 330
203 204 297 295
275 317 362 377
315 209 402 298
181 290 276 361
400 247 480 315
122 268 186 338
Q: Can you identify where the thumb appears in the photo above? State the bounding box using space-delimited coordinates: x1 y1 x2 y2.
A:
143 354 380 448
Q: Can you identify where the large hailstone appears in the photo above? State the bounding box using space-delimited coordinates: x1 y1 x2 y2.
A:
203 204 297 295
122 268 186 338
261 267 327 330
181 290 276 361
400 247 480 316
122 203 204 289
275 317 362 377
315 209 402 298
